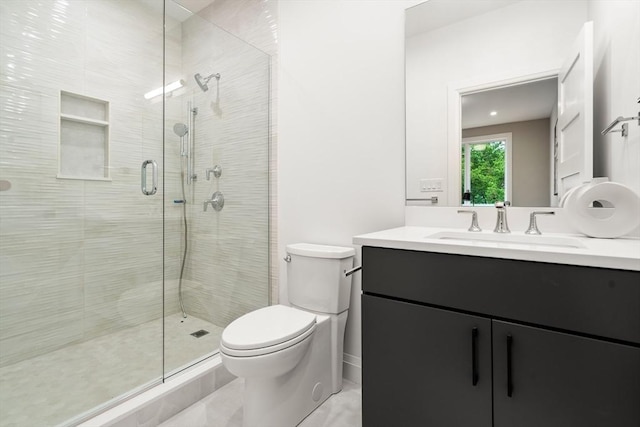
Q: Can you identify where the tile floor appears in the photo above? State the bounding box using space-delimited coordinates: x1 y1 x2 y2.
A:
0 314 223 427
159 378 362 427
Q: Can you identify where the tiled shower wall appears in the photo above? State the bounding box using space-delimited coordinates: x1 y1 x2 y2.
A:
0 0 167 367
164 11 270 327
0 0 271 367
193 0 279 304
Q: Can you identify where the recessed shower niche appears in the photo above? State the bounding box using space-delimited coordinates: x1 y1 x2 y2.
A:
58 91 110 180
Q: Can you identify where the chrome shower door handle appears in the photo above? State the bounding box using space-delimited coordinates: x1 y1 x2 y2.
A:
141 160 158 195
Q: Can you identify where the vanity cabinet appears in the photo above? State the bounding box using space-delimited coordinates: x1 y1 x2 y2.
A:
361 246 640 427
492 321 640 427
362 295 492 426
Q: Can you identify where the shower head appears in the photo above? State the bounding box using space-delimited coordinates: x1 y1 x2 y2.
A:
173 123 188 137
194 72 221 92
194 74 208 92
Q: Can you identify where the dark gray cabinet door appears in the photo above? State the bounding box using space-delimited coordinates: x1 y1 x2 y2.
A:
362 295 492 427
493 321 640 427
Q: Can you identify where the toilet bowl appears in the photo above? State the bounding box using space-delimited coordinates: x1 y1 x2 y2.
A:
219 243 355 427
220 305 316 378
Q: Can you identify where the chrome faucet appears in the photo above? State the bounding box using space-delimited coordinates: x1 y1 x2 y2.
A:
493 201 511 233
457 210 482 232
525 211 555 235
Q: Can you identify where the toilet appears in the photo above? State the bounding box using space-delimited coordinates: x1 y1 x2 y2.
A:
219 243 356 427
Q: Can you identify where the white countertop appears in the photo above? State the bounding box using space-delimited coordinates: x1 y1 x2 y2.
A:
353 226 640 271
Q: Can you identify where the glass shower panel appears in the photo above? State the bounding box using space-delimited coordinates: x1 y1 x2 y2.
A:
0 0 164 425
163 6 271 375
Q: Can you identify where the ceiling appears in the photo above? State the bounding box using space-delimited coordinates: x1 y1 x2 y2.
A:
461 78 558 129
405 0 520 38
137 0 215 22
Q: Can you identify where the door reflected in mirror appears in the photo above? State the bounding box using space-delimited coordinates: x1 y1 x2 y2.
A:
460 78 557 207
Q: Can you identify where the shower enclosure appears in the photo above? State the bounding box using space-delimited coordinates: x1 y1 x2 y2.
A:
0 1 270 425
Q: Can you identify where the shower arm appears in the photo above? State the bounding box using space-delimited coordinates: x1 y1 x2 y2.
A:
205 73 220 84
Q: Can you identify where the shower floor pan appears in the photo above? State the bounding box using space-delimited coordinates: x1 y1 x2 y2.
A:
0 313 223 427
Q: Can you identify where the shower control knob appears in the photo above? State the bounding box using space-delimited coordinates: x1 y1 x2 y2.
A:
206 165 222 180
203 191 224 212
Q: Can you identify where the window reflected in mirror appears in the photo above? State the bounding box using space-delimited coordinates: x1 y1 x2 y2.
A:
461 134 511 206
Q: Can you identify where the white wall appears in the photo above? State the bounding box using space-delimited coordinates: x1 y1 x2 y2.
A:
591 0 640 196
278 0 416 378
406 0 588 202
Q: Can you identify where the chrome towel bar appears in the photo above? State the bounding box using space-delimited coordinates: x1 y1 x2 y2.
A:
344 265 362 277
601 113 639 137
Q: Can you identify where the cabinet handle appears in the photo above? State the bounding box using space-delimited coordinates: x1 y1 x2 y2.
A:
471 327 478 386
507 334 513 397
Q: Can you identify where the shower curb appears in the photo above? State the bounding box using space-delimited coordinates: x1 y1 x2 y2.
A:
78 356 234 427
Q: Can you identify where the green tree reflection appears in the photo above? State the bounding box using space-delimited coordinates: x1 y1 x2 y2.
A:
461 141 505 205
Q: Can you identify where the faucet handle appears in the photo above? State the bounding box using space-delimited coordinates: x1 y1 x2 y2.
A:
203 191 224 212
206 165 222 180
525 211 555 235
457 210 482 232
495 201 511 208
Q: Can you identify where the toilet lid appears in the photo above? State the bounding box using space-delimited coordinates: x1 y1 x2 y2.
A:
221 305 316 351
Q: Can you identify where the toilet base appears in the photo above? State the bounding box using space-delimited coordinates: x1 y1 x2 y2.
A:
243 374 335 427
241 313 345 427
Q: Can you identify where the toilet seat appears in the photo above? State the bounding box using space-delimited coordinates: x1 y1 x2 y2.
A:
221 305 316 357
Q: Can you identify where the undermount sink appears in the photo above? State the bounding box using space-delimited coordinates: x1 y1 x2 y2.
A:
426 231 586 249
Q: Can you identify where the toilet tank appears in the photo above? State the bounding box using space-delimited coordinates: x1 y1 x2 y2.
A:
286 243 356 314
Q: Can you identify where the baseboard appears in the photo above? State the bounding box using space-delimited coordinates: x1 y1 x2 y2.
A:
343 353 361 385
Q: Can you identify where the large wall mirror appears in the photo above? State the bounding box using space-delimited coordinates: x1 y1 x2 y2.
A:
405 0 592 207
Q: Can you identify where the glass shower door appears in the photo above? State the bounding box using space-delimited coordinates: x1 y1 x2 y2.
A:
0 0 165 425
162 3 271 376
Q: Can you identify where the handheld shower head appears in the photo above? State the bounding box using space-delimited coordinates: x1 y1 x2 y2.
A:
194 72 220 92
174 123 189 157
173 123 188 137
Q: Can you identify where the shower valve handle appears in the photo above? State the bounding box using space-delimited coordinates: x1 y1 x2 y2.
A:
203 191 224 212
206 165 222 180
